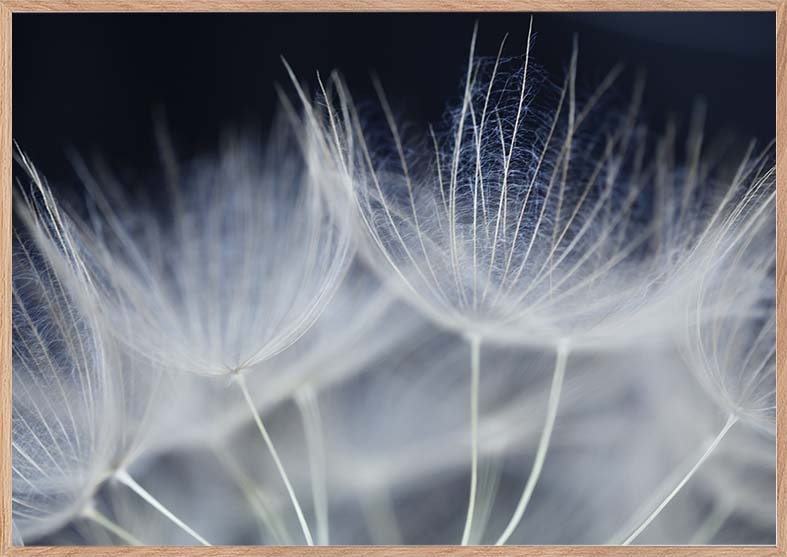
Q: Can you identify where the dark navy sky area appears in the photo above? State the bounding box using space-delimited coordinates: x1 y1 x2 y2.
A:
12 12 775 191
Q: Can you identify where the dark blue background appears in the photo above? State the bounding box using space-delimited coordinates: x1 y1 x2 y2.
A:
12 12 776 189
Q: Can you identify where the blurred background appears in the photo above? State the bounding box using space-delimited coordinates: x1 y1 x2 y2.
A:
12 12 777 546
13 12 776 191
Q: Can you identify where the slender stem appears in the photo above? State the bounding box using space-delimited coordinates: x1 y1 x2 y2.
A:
82 505 143 546
605 441 703 544
115 469 210 546
236 372 315 546
361 487 403 545
621 415 738 545
11 519 24 547
210 444 293 545
496 341 569 545
688 500 734 545
461 334 482 545
467 457 503 544
295 385 330 545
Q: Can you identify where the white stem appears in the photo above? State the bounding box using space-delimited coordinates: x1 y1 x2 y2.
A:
688 500 734 545
496 341 569 545
11 519 24 546
461 334 482 545
621 415 737 545
211 445 293 544
82 505 142 546
361 487 403 545
468 457 503 544
295 385 330 545
115 469 210 546
236 373 315 546
606 441 702 544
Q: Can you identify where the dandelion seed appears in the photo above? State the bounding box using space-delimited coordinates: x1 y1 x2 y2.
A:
29 126 354 545
292 20 708 544
12 155 204 545
12 228 116 542
619 156 775 545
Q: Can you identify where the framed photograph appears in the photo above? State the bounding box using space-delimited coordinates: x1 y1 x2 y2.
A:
1 1 784 556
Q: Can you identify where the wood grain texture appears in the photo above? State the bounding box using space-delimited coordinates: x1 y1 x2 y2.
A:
0 0 783 12
9 545 777 557
776 0 787 554
0 2 11 555
0 1 784 556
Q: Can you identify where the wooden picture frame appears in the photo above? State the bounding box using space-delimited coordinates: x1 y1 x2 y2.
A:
0 1 784 555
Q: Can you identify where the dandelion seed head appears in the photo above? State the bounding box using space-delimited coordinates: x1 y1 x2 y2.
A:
304 30 694 349
13 154 171 542
682 189 776 435
12 225 114 540
62 131 354 378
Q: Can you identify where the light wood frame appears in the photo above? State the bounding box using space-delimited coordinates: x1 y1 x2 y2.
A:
0 1 784 556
